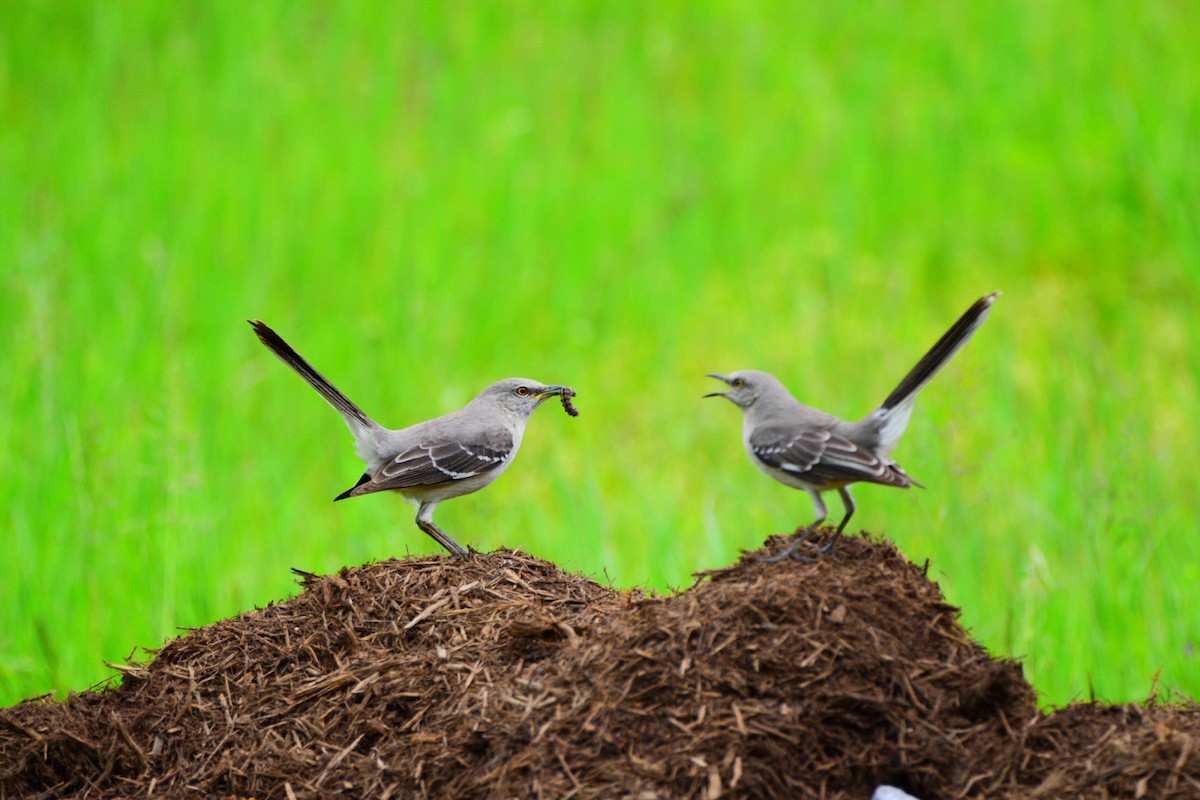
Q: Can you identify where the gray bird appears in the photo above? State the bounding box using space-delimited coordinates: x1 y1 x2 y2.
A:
705 292 998 556
249 320 572 556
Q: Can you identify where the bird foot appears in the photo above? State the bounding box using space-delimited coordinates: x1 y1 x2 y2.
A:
814 538 841 562
758 528 818 564
758 525 845 564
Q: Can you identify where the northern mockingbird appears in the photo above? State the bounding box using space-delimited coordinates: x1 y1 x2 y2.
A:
705 292 999 556
249 321 573 556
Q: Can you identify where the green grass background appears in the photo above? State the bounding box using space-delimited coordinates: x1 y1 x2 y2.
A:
2 1 1197 709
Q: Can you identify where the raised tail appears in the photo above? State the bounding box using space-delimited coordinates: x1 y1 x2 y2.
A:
249 320 375 433
869 292 999 454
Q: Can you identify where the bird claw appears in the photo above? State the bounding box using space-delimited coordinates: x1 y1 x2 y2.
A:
758 525 844 564
756 544 788 563
758 530 815 564
816 540 841 562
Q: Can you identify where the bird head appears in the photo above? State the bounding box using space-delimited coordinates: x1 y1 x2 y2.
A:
704 370 777 411
481 378 569 419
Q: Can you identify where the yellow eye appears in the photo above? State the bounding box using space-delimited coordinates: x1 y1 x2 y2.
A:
732 378 745 389
515 386 530 397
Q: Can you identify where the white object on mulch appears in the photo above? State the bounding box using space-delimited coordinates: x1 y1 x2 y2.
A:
872 787 922 800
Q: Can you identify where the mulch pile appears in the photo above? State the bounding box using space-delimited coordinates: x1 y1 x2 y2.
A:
3 529 1198 799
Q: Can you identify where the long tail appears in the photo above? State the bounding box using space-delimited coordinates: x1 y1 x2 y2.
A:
248 320 375 432
871 292 1000 453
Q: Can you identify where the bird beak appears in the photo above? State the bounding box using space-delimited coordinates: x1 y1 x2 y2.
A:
535 385 568 400
703 373 730 399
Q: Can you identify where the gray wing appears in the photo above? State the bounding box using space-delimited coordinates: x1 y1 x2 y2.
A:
351 431 514 495
749 426 914 489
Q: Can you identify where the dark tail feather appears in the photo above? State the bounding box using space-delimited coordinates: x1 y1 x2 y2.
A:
334 473 372 501
881 292 1000 411
249 320 373 429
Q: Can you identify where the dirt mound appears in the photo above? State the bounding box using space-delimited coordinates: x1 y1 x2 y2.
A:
2 530 1198 799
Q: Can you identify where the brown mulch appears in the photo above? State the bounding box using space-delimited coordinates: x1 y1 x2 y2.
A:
2 529 1198 799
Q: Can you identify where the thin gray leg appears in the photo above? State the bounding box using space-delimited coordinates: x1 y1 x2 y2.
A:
835 487 856 535
808 490 829 531
758 491 829 563
415 502 469 557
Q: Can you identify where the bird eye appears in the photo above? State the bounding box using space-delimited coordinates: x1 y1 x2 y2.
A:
515 386 530 397
732 378 745 389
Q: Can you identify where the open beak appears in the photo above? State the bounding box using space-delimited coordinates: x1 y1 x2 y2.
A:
703 373 731 399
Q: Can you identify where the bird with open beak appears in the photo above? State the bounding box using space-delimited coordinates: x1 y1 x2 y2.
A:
705 292 998 558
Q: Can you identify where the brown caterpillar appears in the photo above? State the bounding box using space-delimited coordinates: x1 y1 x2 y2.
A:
560 387 580 417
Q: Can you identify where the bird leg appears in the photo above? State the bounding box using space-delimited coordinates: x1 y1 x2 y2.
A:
416 519 469 557
415 503 469 556
835 487 856 535
782 484 859 561
758 491 829 563
803 488 857 558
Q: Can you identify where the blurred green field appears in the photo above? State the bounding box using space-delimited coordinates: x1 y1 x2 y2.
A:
2 1 1198 709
